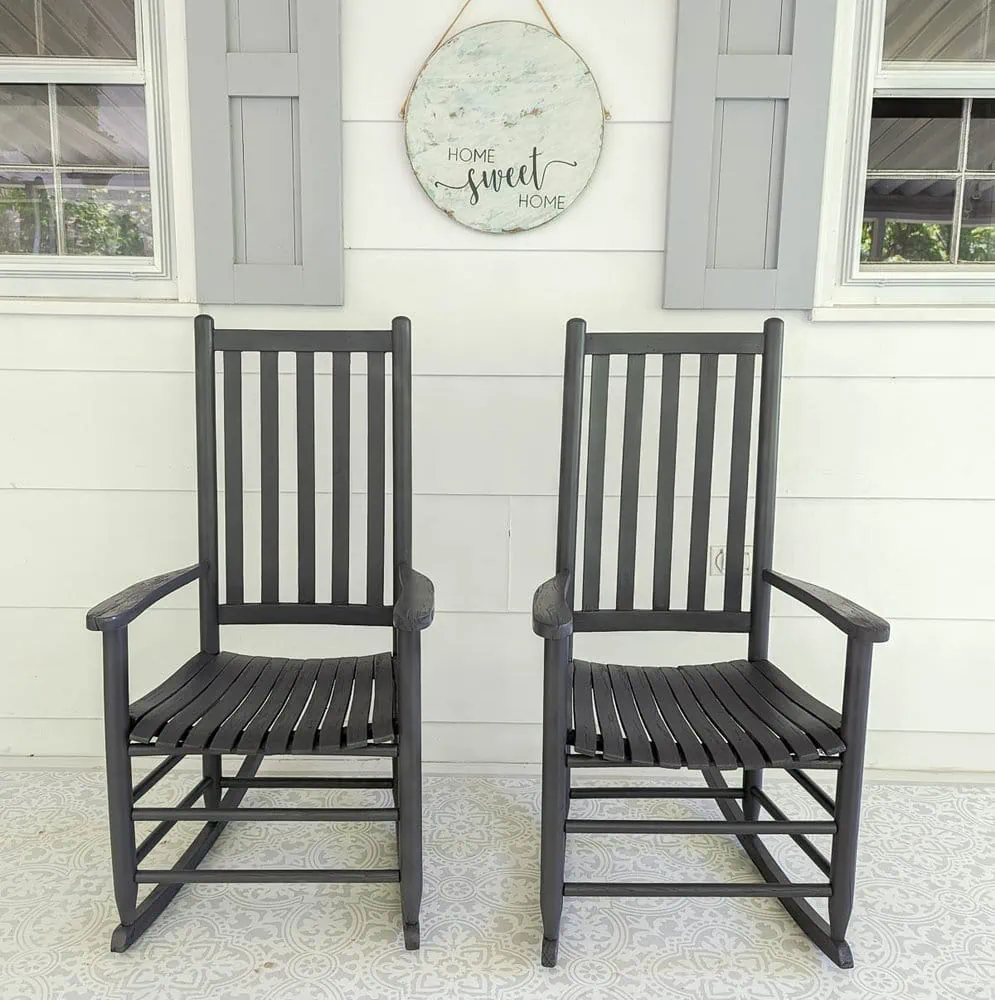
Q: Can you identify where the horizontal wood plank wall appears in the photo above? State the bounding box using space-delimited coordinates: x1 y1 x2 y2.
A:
0 0 992 767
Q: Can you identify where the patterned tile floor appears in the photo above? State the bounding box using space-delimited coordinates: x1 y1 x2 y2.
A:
0 768 993 999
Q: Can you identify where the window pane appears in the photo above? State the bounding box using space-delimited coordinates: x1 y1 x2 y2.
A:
885 0 995 62
0 170 57 253
0 85 51 165
968 100 995 169
56 85 147 167
61 170 151 256
40 0 136 60
862 177 956 263
868 98 963 171
0 1 39 55
960 179 995 261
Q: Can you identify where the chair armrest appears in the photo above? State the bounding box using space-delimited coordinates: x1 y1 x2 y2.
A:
764 570 890 643
533 571 573 640
394 564 435 632
86 564 203 633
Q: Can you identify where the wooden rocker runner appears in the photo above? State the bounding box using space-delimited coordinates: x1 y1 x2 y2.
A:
87 317 433 952
534 318 890 968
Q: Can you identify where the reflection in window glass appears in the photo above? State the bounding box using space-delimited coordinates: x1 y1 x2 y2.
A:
960 180 995 261
40 0 136 60
885 0 995 62
968 100 995 171
56 85 148 168
0 1 38 55
0 85 52 166
862 178 956 263
0 170 57 254
869 98 963 171
0 0 137 59
62 170 152 256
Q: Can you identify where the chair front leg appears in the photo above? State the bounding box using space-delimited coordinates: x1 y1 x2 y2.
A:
395 629 422 950
540 637 570 968
829 637 874 953
102 630 138 936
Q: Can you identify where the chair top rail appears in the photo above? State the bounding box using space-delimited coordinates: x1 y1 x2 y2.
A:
212 328 394 353
584 331 765 356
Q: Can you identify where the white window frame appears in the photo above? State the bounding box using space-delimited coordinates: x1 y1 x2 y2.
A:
0 0 174 299
822 0 995 311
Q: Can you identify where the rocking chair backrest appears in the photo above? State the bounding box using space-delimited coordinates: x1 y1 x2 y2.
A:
554 318 783 655
193 316 413 651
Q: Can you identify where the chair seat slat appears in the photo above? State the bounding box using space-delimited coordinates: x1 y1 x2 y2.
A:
608 664 654 765
266 659 322 753
132 652 239 743
654 668 738 769
627 667 684 767
754 659 843 732
722 662 820 759
693 662 793 766
235 659 305 753
291 659 340 754
679 665 766 768
129 652 211 722
345 656 376 749
317 657 358 751
591 663 625 761
209 658 288 751
183 656 271 751
572 661 598 756
371 653 395 743
732 661 843 753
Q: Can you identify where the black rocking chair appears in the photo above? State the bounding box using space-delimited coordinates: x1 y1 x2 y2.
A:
534 319 890 968
87 316 433 952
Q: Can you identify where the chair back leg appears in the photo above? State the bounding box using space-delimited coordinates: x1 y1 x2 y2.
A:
203 755 222 809
396 630 423 950
742 768 763 822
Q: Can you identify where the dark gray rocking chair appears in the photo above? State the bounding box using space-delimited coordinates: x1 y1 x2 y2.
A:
86 316 433 952
534 319 890 968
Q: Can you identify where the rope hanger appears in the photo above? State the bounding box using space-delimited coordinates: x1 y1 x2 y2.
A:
399 0 567 120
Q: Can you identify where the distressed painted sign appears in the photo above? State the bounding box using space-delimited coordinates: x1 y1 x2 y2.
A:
404 20 604 234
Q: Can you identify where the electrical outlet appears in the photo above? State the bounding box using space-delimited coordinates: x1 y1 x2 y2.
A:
709 545 752 576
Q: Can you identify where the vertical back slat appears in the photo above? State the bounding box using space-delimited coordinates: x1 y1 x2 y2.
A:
687 353 719 610
582 354 609 611
652 354 681 609
724 353 756 611
296 351 316 603
331 351 351 603
616 354 646 610
223 349 244 604
259 351 280 602
367 352 387 606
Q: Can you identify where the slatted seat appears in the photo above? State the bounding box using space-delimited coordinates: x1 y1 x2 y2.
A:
130 652 396 753
569 659 844 768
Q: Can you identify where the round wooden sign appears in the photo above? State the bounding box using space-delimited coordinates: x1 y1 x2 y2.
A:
404 20 604 234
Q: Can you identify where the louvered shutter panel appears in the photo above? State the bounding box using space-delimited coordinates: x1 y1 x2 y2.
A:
186 0 343 306
664 0 837 310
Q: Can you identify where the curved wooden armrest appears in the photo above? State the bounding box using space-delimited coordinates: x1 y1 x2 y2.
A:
764 570 890 643
86 564 203 633
393 564 435 632
533 571 573 640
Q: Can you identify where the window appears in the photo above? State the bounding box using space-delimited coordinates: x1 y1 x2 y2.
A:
841 0 995 295
0 0 168 284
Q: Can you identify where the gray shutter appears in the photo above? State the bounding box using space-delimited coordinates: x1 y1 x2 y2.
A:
664 0 837 310
186 0 343 306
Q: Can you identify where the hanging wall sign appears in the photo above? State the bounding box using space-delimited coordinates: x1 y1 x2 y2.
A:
404 20 605 234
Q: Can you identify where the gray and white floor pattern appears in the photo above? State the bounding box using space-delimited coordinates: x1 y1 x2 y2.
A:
0 768 992 999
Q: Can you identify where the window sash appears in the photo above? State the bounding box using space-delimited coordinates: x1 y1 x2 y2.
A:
0 0 167 276
841 0 995 286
